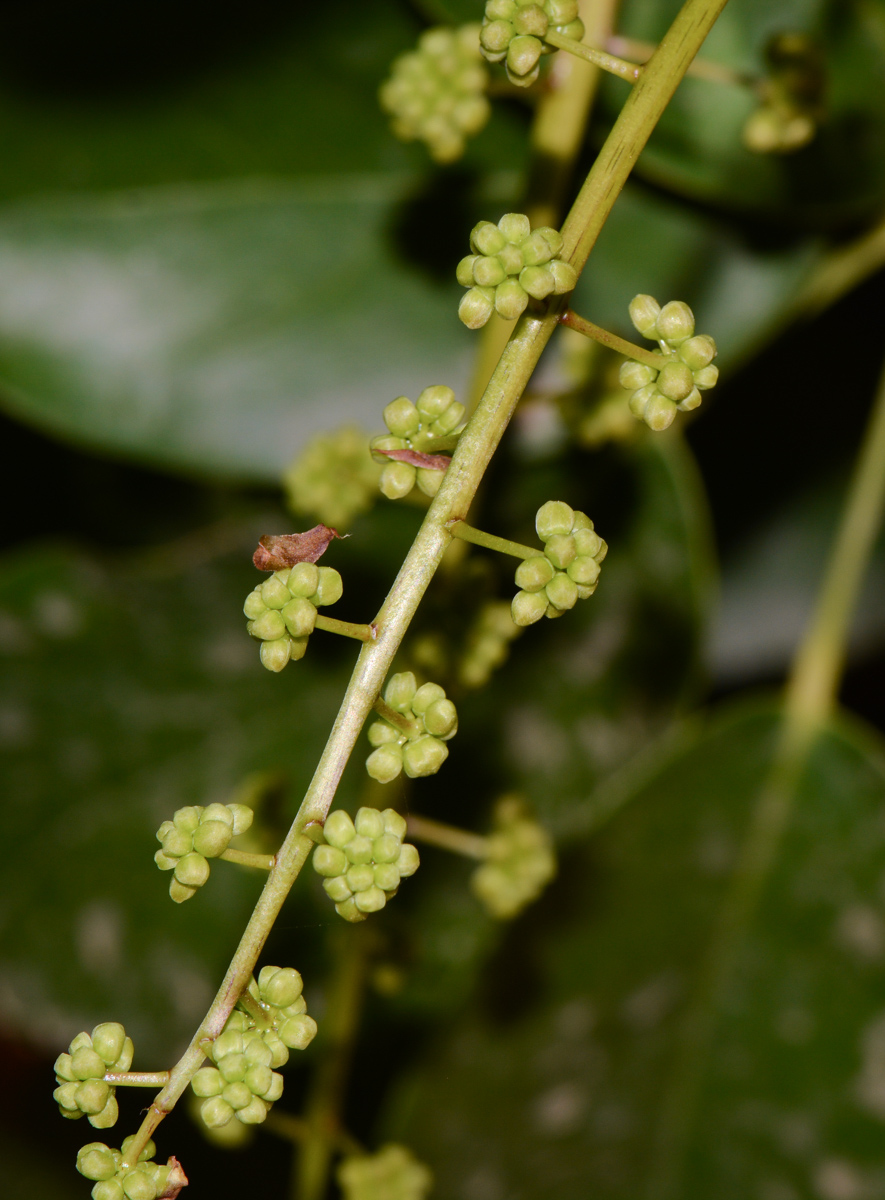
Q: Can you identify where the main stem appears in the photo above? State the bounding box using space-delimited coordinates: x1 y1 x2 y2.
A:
122 0 729 1165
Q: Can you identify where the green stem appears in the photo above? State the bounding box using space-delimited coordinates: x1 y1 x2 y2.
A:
236 989 273 1029
314 615 376 643
219 848 275 871
104 1072 170 1087
295 929 372 1200
406 813 489 860
410 432 461 454
649 355 885 1200
373 697 419 736
116 0 728 1166
545 29 642 82
606 33 756 87
560 309 667 369
448 520 538 561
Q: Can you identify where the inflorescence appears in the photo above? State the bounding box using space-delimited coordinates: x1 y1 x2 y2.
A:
366 671 459 782
512 501 607 626
244 562 344 672
313 807 420 923
480 0 585 86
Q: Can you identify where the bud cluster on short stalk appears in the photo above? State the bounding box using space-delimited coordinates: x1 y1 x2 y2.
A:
458 213 577 328
366 671 459 781
742 32 823 155
283 426 381 531
369 385 465 500
379 25 490 163
76 1136 184 1200
154 803 254 903
480 0 584 86
472 796 557 918
511 501 607 626
619 295 719 431
313 807 420 923
337 1143 433 1200
458 599 522 688
54 1023 133 1129
192 968 317 1130
243 562 344 672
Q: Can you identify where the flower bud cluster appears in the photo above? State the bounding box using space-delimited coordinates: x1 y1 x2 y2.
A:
458 600 521 688
366 672 459 782
379 25 491 164
283 426 381 531
480 0 584 87
154 803 254 903
620 295 719 431
313 807 420 923
337 1143 433 1200
471 796 556 918
193 968 317 1129
370 385 465 500
55 1023 133 1129
457 213 577 328
511 501 607 627
243 562 344 672
743 32 822 155
76 1137 182 1200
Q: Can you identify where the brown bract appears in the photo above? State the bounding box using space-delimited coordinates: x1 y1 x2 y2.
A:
376 447 451 471
159 1157 188 1199
252 525 342 571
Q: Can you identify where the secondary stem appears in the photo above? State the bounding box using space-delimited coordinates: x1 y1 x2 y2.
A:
448 521 538 560
406 813 489 860
105 1072 170 1087
545 29 641 82
560 309 667 368
219 848 276 871
373 698 418 736
314 615 376 643
649 355 885 1199
606 34 755 87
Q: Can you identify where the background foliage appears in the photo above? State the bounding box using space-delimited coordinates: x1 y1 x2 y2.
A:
4 1 885 1197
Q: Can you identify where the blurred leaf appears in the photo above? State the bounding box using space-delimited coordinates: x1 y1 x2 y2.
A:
386 703 885 1200
0 539 363 1057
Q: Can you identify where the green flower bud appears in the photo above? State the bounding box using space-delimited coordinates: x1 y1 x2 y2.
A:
494 279 529 321
456 254 479 287
313 844 348 878
288 636 309 663
473 255 507 288
536 499 574 540
418 384 457 419
368 719 400 747
629 294 661 339
429 399 466 436
121 1135 155 1164
459 286 495 329
192 820 232 858
77 1079 112 1115
219 1053 247 1084
279 1014 318 1050
223 1081 252 1110
236 1096 270 1125
72 1047 106 1081
548 0 580 22
693 364 719 390
423 697 458 739
174 852 210 889
55 1081 80 1113
403 735 449 778
380 461 417 500
261 967 303 1009
373 832 401 863
486 0 516 15
545 571 578 611
628 384 657 420
498 212 531 244
506 36 543 83
88 1095 119 1130
245 1039 273 1068
174 806 202 833
169 879 198 903
313 567 343 607
280 597 317 638
354 807 386 840
679 386 703 412
519 264 555 299
323 875 353 904
263 1034 290 1069
385 670 418 712
412 681 445 714
373 863 401 892
573 527 602 557
416 467 444 497
121 1169 155 1200
346 863 375 893
259 576 291 610
513 4 548 37
543 533 577 569
243 590 266 620
514 555 555 592
263 1072 285 1103
497 241 524 275
656 300 695 345
249 609 286 642
228 804 254 836
345 835 374 866
192 1067 224 1098
383 397 421 438
657 360 695 402
511 589 549 626
567 556 601 587
619 360 657 390
644 391 678 431
92 1024 127 1067
383 808 408 840
549 260 577 294
159 826 192 858
77 1144 117 1182
355 886 388 914
201 1095 235 1128
213 1030 244 1061
480 18 512 59
470 221 507 256
677 333 716 370
93 1179 125 1200
287 562 320 598
324 810 356 848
